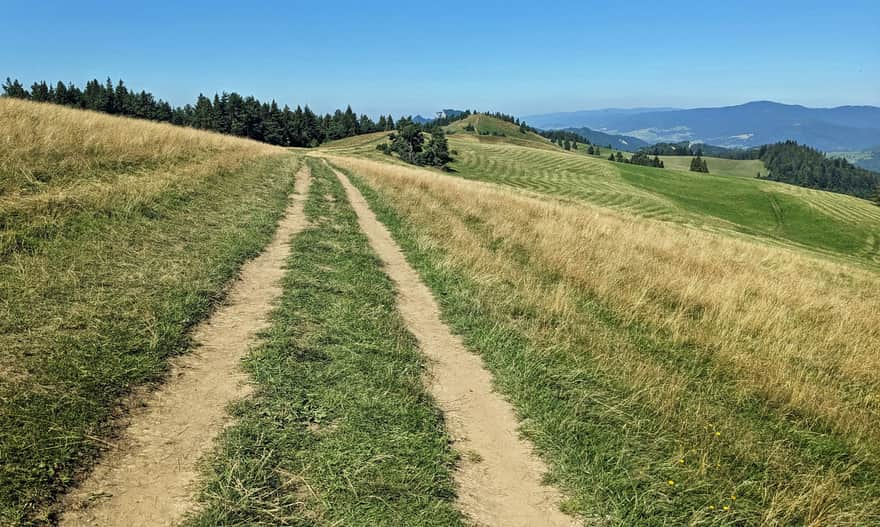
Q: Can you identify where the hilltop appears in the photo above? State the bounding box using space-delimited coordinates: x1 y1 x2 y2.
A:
445 113 557 150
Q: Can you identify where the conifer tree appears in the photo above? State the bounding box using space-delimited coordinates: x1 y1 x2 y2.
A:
690 155 709 173
30 81 50 102
2 78 29 98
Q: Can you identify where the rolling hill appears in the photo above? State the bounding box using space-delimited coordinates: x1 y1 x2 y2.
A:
324 117 880 524
7 104 880 526
445 113 558 150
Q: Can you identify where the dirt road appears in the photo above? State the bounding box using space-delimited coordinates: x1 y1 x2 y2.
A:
60 165 312 527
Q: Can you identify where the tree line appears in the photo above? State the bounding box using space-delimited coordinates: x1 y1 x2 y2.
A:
2 77 405 147
540 130 605 155
641 141 756 160
608 151 665 168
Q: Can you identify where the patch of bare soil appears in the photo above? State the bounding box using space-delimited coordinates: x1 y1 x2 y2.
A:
332 165 577 527
60 166 312 527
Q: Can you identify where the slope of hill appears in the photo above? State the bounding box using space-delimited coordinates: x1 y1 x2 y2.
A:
446 134 880 262
525 101 880 151
8 100 880 525
659 155 766 178
327 141 880 525
0 99 295 523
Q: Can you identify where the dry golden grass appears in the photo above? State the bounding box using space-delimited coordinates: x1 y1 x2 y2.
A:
332 155 880 443
0 98 280 248
329 154 880 523
0 99 296 522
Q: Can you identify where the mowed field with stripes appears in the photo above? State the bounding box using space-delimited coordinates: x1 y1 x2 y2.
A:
441 127 880 267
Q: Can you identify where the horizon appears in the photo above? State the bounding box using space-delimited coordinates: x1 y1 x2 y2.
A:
2 1 878 116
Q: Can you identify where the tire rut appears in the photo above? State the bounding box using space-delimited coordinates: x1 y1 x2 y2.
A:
331 164 577 527
59 164 312 527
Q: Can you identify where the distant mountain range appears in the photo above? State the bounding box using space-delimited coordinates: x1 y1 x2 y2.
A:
523 101 880 152
560 127 649 152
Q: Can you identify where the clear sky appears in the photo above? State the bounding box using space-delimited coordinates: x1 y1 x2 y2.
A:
2 0 878 117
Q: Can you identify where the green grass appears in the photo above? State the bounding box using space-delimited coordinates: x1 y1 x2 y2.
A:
445 114 558 151
342 164 880 526
437 133 880 266
658 156 766 179
184 159 464 527
0 150 296 525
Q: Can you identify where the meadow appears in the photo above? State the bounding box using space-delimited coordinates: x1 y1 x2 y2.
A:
443 132 880 266
0 99 294 524
325 122 880 524
658 156 767 179
5 100 880 526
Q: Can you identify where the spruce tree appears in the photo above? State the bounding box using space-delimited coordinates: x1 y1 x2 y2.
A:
2 78 29 98
30 81 50 102
53 81 68 104
690 155 709 173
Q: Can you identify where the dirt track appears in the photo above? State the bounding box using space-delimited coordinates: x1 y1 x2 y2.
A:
60 166 312 527
332 165 577 527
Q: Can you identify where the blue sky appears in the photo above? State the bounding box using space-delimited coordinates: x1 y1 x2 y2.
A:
2 0 878 117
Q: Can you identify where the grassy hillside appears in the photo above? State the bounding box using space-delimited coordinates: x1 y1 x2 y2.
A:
659 155 766 179
445 114 558 151
0 99 295 524
330 154 880 525
440 135 880 266
329 120 880 266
